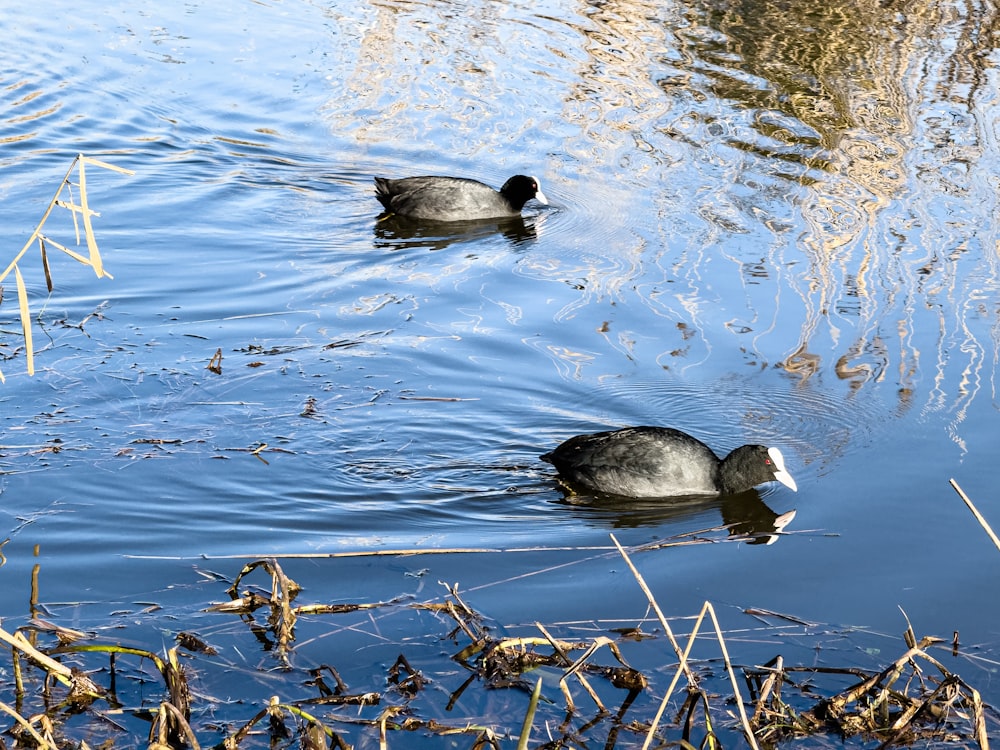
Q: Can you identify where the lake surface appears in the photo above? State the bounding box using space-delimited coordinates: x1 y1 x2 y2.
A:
2 0 999 745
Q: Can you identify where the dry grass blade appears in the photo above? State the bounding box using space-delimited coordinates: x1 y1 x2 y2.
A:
516 678 543 750
28 619 90 646
14 264 34 376
39 237 53 293
34 234 102 270
81 155 136 175
76 156 103 277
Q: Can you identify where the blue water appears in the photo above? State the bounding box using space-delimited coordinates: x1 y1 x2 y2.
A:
2 0 999 744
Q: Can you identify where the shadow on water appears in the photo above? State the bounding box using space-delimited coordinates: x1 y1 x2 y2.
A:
373 212 540 251
554 485 796 545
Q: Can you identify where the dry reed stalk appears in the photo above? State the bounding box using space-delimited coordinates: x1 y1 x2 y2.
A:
377 705 406 750
951 479 1000 552
207 347 223 374
749 626 992 748
223 700 350 750
970 686 991 749
749 654 783 726
645 600 758 750
0 154 132 380
61 642 190 742
612 534 759 750
536 622 606 713
696 601 757 747
135 523 745 563
6 538 995 749
149 701 200 750
0 623 75 689
0 700 61 750
609 534 695 682
223 557 302 662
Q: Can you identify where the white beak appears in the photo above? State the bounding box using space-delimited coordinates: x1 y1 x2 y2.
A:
767 447 798 492
530 176 548 206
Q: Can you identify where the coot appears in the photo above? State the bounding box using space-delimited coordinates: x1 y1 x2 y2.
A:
374 174 548 221
541 426 797 498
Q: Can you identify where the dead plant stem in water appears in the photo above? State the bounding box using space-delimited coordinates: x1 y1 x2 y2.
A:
951 478 1000 552
0 536 996 749
611 534 757 750
0 154 132 380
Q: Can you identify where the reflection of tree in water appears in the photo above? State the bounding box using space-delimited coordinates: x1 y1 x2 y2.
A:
557 0 999 437
688 0 1000 422
327 0 998 441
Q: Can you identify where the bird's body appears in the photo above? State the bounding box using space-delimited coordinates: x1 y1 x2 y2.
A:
374 174 547 221
541 426 797 498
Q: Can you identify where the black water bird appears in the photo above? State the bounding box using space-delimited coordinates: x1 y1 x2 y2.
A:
374 174 548 221
541 426 798 498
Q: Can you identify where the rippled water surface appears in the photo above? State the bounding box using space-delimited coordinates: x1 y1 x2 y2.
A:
2 0 1000 743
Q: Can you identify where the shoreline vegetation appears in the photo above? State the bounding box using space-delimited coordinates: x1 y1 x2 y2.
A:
1 481 996 750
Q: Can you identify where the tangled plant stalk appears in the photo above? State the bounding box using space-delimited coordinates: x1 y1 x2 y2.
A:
0 153 133 380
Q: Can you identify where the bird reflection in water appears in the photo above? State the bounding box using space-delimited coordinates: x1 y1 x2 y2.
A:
373 213 540 251
554 488 796 546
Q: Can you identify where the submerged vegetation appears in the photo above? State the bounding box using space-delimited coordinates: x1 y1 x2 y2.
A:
1 517 996 750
